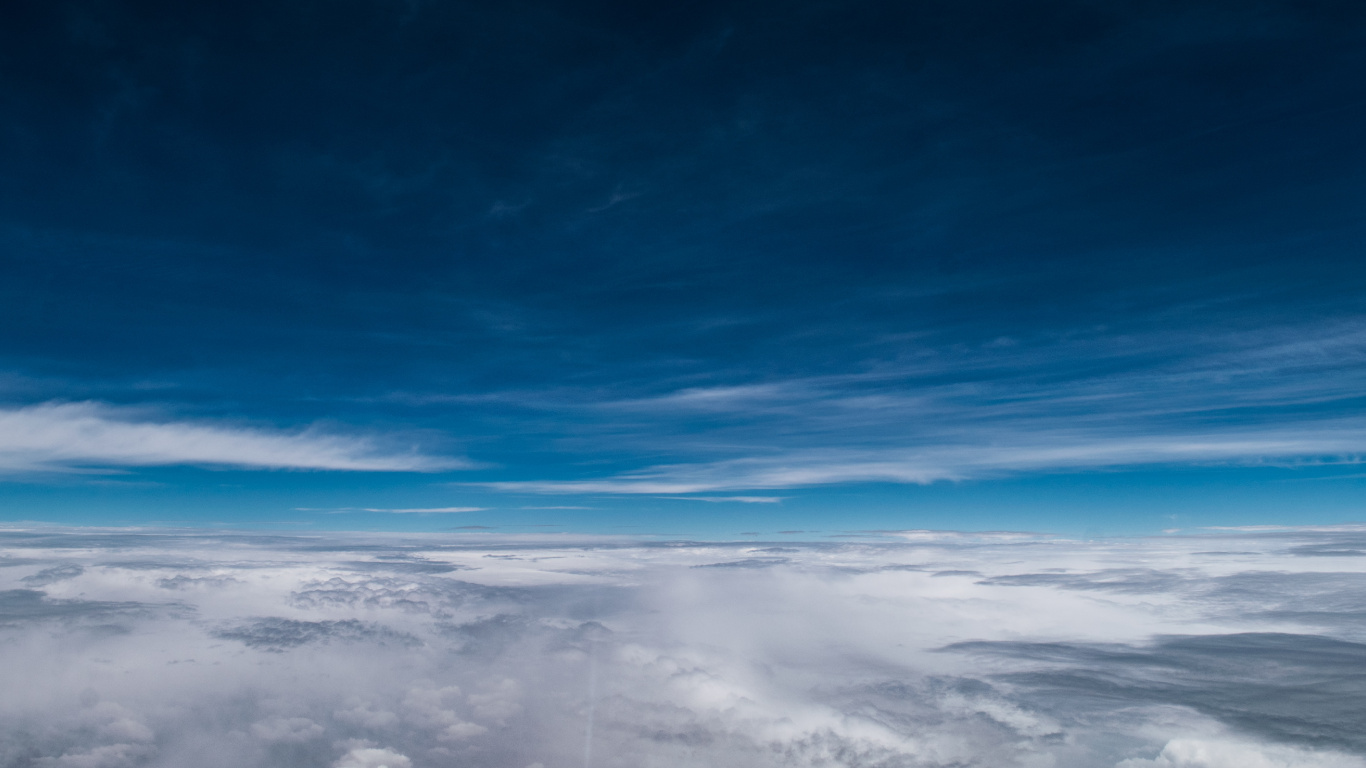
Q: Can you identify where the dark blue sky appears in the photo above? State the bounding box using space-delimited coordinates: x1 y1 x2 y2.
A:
3 0 1366 533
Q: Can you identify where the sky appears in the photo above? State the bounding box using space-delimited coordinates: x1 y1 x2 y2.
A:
7 526 1366 768
3 0 1366 534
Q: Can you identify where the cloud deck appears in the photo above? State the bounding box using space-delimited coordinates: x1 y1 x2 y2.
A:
2 528 1365 768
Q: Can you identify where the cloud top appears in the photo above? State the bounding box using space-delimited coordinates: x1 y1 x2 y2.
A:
4 526 1366 767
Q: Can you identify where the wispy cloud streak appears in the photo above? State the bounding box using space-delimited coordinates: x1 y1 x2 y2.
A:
464 318 1366 492
0 402 462 473
484 429 1366 493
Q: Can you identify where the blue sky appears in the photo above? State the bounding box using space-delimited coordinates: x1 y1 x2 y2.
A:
3 0 1366 534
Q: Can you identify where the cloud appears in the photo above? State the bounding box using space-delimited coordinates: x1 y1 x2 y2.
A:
359 507 485 514
301 506 487 514
1118 737 1366 768
692 557 790 569
3 527 1366 767
0 589 158 627
0 401 462 474
37 742 155 768
661 496 784 503
445 318 1366 494
334 747 411 768
481 427 1366 493
250 716 324 743
21 563 85 586
946 632 1366 752
212 617 420 651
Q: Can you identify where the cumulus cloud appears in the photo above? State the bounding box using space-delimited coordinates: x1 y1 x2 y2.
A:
0 401 462 474
2 527 1366 767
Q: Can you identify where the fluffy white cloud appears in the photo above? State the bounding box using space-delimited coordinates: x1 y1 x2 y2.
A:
402 686 488 741
334 747 412 768
0 401 461 473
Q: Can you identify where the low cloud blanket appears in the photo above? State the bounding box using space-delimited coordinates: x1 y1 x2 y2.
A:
2 527 1365 768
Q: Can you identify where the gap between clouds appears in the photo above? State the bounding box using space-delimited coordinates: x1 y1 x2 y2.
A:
0 401 464 474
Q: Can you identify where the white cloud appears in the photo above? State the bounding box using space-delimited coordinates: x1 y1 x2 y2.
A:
439 317 1366 494
333 747 411 768
402 686 488 741
90 703 153 744
0 401 462 474
481 427 1366 493
660 496 784 503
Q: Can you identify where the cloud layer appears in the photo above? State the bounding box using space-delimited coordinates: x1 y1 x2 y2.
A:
2 526 1366 767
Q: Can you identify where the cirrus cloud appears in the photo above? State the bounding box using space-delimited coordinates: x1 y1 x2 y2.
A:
0 401 463 474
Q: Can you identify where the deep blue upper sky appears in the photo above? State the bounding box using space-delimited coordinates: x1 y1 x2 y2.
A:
3 0 1366 533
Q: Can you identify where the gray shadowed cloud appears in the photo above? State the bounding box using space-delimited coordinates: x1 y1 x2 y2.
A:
946 633 1366 753
0 588 167 626
691 557 791 569
20 563 85 586
213 617 421 651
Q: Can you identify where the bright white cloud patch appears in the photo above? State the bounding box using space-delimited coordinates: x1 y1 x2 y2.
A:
2 527 1366 767
0 401 461 473
334 747 412 768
